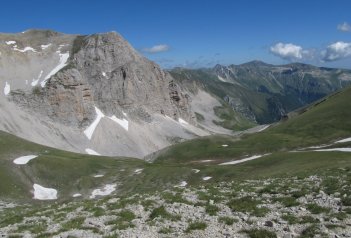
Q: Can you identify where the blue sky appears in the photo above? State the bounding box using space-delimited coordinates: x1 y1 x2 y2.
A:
1 0 351 69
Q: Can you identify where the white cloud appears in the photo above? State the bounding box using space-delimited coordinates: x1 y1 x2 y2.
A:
142 44 170 53
270 42 309 61
337 22 351 32
322 41 351 61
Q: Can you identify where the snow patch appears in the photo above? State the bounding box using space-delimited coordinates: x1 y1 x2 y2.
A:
58 44 66 50
109 116 129 131
41 52 69 87
336 137 351 143
13 46 37 53
217 75 226 82
258 125 270 132
202 176 212 181
199 160 213 163
177 117 208 136
306 145 329 149
84 107 105 140
3 82 10 95
178 118 189 125
102 72 107 77
13 155 38 165
222 144 228 147
73 193 82 198
5 41 16 45
85 148 101 156
41 44 51 50
94 174 104 178
31 70 43 87
122 111 127 117
220 154 268 165
134 168 143 174
314 148 351 152
33 184 57 200
90 184 116 199
175 181 187 187
192 169 200 173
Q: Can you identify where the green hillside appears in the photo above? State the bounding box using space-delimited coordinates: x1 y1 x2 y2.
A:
155 86 351 163
1 86 351 204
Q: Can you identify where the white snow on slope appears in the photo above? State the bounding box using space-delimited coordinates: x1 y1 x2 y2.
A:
73 193 82 198
33 184 57 200
134 168 143 174
84 107 105 140
109 116 129 131
31 70 43 87
299 136 351 151
222 144 228 147
84 107 130 139
306 145 330 149
175 181 187 187
3 82 10 95
41 44 51 50
202 176 212 181
41 52 69 87
5 41 16 45
258 125 270 132
336 137 351 143
199 160 213 163
13 46 37 53
90 184 116 199
220 154 267 165
94 174 104 178
102 72 107 77
192 169 200 173
178 118 189 125
13 155 38 165
217 75 226 82
85 148 101 156
176 117 208 136
314 148 351 152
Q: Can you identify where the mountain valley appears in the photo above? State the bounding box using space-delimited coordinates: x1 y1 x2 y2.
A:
1 29 351 237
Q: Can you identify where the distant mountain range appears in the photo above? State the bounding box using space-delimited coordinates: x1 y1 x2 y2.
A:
170 61 351 124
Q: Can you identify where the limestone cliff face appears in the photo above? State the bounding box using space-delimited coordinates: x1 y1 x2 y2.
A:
0 30 202 158
8 31 194 128
44 68 95 127
41 32 193 127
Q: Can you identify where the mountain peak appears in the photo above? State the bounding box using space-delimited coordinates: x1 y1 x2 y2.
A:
21 29 64 36
240 60 272 67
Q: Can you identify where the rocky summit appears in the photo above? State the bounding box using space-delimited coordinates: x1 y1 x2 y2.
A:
0 30 226 158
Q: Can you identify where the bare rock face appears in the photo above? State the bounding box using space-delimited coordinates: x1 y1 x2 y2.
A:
44 68 95 127
0 30 205 158
29 32 194 127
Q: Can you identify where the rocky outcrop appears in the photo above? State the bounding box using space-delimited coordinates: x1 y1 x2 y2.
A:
11 32 194 127
0 30 205 158
224 95 257 122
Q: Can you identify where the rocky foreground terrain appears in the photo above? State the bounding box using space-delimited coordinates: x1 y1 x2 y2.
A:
1 167 351 238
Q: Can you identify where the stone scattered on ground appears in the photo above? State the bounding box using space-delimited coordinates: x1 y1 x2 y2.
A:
1 169 351 237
